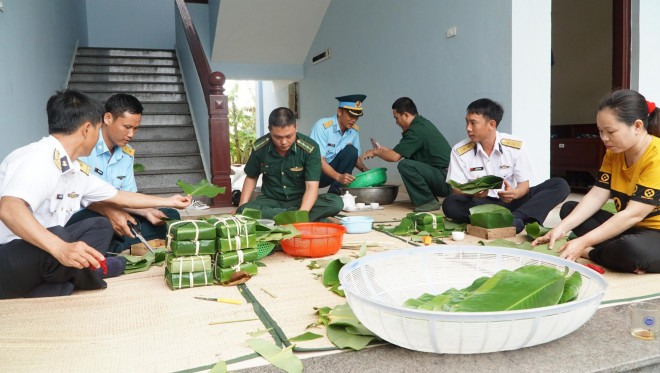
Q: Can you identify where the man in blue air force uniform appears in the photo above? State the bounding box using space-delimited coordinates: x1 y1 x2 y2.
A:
310 94 369 194
70 94 180 253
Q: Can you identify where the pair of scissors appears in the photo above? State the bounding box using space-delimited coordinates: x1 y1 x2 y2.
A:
194 296 242 305
128 221 155 254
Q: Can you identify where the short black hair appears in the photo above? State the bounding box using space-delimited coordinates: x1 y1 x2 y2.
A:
466 98 504 127
268 107 296 128
599 89 660 136
46 90 104 135
391 97 418 116
105 93 143 118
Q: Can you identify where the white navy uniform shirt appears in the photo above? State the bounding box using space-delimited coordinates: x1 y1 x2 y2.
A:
0 136 118 244
446 131 534 198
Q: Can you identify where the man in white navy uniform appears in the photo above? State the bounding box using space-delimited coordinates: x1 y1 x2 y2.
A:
70 94 180 253
0 90 191 299
442 98 570 233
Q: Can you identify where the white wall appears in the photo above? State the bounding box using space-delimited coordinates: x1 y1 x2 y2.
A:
511 0 551 184
86 0 175 49
298 0 513 182
0 0 88 160
636 0 660 101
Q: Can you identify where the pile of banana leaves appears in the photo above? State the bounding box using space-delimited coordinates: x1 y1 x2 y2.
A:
375 212 466 242
404 265 581 312
448 175 503 194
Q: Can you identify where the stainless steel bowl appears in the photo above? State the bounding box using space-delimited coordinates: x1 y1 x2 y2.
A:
338 185 399 205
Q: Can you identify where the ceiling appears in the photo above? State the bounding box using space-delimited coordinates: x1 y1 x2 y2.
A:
211 0 331 65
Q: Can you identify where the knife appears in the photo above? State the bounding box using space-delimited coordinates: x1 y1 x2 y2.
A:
128 222 155 254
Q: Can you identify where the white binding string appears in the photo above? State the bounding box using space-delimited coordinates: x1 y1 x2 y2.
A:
237 249 244 265
167 219 207 251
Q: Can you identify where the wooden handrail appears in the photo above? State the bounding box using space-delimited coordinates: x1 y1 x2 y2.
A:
175 0 232 207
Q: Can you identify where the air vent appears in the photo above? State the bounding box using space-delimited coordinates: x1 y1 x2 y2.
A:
312 49 331 64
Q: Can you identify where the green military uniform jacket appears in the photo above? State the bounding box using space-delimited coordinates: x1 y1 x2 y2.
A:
392 115 451 169
244 132 321 201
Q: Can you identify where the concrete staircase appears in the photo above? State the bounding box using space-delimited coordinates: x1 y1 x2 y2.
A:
68 47 206 196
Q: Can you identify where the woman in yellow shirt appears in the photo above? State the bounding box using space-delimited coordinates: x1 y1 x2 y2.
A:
533 90 660 273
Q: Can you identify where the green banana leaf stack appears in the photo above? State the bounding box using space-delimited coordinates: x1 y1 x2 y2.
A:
448 175 503 194
468 204 514 229
165 220 217 256
404 265 582 312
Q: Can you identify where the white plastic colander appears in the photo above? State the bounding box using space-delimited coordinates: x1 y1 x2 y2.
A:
338 245 608 354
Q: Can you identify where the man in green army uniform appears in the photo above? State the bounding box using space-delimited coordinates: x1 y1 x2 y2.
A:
236 107 343 221
361 97 452 212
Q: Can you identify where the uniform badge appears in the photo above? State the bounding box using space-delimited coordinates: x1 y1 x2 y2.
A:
500 165 511 169
60 157 70 172
323 120 334 129
327 143 336 147
469 167 484 172
68 192 79 198
95 168 104 175
290 167 304 172
56 194 64 200
117 176 126 180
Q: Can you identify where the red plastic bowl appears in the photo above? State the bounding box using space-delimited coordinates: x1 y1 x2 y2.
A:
281 223 346 258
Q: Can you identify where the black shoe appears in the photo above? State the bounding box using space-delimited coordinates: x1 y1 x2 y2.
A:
328 186 341 195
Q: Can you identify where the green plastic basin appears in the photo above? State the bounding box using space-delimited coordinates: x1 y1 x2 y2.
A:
347 167 387 188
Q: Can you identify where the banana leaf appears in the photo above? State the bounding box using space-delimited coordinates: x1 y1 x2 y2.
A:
448 175 503 194
273 210 309 225
601 201 617 214
525 222 551 239
451 265 565 312
176 179 226 198
559 271 582 303
246 339 302 373
469 211 514 229
122 247 167 274
469 204 509 215
287 331 323 342
326 303 379 350
327 325 376 350
479 238 566 257
239 208 262 219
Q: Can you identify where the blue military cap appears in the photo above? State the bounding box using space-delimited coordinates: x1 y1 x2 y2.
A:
336 94 367 116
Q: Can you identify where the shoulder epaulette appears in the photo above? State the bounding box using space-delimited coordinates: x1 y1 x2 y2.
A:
500 138 522 149
323 120 334 129
296 138 315 154
121 145 135 157
53 149 62 171
456 142 476 156
353 124 360 131
77 160 91 175
253 137 270 151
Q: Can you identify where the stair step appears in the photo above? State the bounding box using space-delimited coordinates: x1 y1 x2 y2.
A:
140 114 192 125
130 139 199 154
73 65 180 74
74 56 178 66
70 73 182 83
135 170 207 190
77 48 175 58
137 186 184 197
133 154 203 170
69 82 184 92
141 102 190 114
85 91 187 102
134 126 196 140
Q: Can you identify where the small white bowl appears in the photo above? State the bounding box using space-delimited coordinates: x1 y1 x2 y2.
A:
452 231 465 241
356 203 366 209
370 202 380 209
